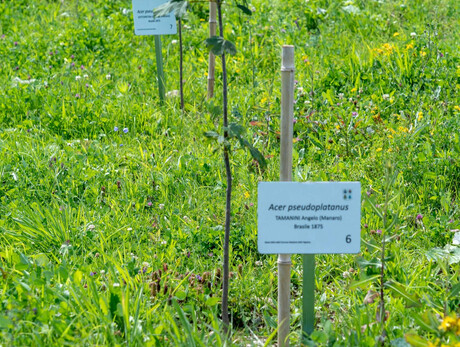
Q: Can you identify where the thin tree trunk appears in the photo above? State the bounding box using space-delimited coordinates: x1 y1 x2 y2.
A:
216 0 231 336
179 18 184 111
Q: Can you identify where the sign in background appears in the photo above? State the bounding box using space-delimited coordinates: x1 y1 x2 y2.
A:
132 0 177 36
258 182 361 254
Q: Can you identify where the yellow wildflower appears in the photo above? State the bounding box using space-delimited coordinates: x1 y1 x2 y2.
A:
302 55 311 65
244 191 250 199
406 43 414 50
372 48 384 56
420 51 427 57
376 148 382 152
439 315 457 331
393 32 399 37
381 43 395 55
417 112 423 121
454 105 460 111
351 87 357 93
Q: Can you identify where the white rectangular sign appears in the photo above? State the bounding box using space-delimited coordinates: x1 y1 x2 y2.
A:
132 0 177 36
258 182 361 254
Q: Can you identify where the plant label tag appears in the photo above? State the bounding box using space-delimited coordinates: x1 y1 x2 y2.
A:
132 0 177 36
258 182 361 254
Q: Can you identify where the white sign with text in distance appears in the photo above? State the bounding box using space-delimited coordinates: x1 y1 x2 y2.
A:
132 0 177 36
258 182 361 254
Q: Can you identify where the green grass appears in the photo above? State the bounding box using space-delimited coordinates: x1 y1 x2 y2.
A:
1 0 459 345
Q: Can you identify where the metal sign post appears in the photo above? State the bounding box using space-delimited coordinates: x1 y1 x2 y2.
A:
154 35 166 103
302 254 315 338
258 46 361 345
258 181 361 341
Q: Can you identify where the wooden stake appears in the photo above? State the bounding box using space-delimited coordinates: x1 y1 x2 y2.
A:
207 0 217 99
278 45 294 347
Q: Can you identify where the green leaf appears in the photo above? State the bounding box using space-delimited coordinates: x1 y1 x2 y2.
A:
390 338 411 347
18 281 31 292
109 292 121 319
425 247 448 262
445 245 460 264
386 214 399 233
349 274 380 289
34 253 49 267
227 122 245 138
223 40 237 55
20 252 31 266
412 311 438 333
404 334 430 347
311 330 328 343
217 135 225 145
175 290 187 301
364 196 384 219
206 124 266 168
263 310 277 329
73 270 83 284
205 36 237 56
306 135 324 150
236 4 252 15
384 280 421 308
154 0 188 18
355 256 382 269
205 296 220 306
171 300 195 346
449 281 460 298
247 143 267 169
204 131 219 139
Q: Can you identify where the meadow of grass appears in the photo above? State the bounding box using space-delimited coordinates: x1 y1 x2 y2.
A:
0 0 459 345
